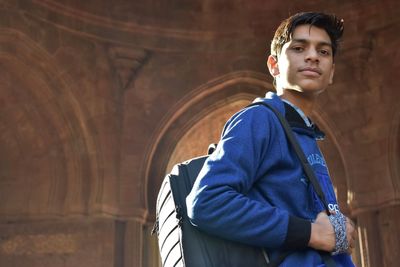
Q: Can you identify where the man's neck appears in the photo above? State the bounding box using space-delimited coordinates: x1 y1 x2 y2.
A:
278 90 318 117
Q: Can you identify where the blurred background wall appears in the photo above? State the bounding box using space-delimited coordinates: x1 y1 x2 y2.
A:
0 0 399 266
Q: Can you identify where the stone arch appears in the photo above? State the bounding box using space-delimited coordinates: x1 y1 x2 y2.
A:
165 95 252 173
0 28 100 218
143 71 272 221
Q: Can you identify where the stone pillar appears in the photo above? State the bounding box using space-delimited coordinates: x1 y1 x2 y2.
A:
357 210 383 267
378 205 400 267
356 205 400 267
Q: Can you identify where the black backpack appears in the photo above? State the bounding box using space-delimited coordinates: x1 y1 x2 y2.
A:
151 102 336 267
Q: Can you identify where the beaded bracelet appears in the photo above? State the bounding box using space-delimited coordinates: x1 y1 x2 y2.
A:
328 211 348 255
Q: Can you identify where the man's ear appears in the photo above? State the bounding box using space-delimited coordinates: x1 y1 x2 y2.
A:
267 55 279 77
329 63 335 84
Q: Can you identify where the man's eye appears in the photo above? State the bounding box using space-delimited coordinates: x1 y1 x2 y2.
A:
291 46 304 52
319 49 331 56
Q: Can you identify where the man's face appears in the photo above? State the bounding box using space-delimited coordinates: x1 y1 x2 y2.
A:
268 24 335 95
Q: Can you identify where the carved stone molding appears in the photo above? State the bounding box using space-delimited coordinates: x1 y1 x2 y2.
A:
0 218 118 267
0 28 101 219
7 0 259 52
107 46 150 91
339 33 375 88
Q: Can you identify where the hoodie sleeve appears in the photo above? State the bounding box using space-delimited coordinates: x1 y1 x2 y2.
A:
186 105 311 250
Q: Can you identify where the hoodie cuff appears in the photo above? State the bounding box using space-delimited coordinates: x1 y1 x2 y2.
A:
282 215 311 250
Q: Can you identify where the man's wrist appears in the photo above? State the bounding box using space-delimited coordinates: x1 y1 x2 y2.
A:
329 212 348 254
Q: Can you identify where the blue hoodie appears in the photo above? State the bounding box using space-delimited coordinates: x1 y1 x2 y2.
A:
186 92 354 266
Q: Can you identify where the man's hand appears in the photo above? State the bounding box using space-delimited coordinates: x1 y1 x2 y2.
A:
345 217 357 254
308 211 358 254
308 211 335 252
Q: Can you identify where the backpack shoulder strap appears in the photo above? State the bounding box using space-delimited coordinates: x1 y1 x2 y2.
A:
246 101 331 215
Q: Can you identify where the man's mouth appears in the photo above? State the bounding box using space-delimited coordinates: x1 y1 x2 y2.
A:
299 67 322 76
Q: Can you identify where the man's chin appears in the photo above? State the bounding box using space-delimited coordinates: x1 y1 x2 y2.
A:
297 82 328 95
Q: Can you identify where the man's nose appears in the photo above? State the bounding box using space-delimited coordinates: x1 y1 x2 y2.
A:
305 48 319 62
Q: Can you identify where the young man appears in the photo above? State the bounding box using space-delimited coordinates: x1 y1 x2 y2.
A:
186 12 357 266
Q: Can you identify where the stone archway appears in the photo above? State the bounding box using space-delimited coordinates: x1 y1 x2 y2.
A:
165 95 252 172
0 28 100 218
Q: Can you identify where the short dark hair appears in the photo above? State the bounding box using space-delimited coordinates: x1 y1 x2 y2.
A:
271 12 344 59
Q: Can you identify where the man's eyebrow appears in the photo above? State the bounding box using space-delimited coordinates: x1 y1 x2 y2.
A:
291 38 332 47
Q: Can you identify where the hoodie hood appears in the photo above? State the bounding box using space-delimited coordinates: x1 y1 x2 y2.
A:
252 92 325 139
